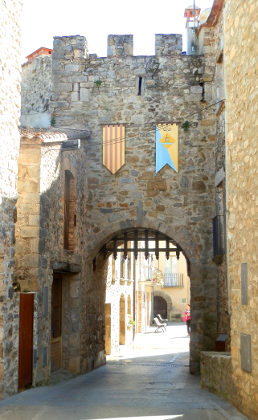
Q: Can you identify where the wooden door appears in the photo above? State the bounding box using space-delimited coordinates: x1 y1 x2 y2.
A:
51 274 62 371
105 303 111 355
18 293 34 390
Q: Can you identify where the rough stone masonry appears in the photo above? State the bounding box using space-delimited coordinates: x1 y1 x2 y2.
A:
16 32 220 386
48 33 218 374
0 0 22 397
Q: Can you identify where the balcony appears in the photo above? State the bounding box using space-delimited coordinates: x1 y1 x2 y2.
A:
164 273 184 287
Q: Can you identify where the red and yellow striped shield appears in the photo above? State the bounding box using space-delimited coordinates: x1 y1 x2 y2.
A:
103 125 125 174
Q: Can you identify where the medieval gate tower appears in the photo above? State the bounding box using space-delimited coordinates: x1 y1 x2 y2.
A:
17 33 218 387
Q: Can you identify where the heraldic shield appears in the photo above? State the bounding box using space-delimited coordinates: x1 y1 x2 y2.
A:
156 123 178 173
103 125 125 174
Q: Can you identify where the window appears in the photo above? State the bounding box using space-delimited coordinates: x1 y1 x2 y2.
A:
138 77 143 95
64 170 76 251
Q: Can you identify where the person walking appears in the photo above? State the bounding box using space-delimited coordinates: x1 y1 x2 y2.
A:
183 304 191 335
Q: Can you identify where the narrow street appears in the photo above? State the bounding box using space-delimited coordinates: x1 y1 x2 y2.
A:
0 323 247 420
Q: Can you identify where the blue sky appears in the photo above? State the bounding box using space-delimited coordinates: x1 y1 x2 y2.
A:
21 0 214 61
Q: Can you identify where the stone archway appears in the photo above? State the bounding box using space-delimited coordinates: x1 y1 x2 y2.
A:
154 296 167 319
153 291 173 320
86 222 217 374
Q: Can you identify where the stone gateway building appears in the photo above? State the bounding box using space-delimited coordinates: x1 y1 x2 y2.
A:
0 0 257 419
19 30 219 380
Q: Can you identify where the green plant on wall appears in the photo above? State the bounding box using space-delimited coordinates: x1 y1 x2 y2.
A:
50 117 56 126
94 79 102 88
182 120 190 132
128 318 135 327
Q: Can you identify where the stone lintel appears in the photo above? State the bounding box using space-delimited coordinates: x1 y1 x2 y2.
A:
51 261 81 273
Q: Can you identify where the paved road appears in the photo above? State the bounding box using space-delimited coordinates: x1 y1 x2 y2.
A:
0 323 248 420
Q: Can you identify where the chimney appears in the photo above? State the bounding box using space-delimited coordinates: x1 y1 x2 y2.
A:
184 4 201 55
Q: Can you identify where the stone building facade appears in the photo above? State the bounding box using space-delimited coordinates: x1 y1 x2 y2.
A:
3 2 255 417
198 1 229 339
49 33 220 375
152 247 190 320
224 0 257 417
198 1 258 419
17 30 221 384
16 128 95 387
0 0 22 398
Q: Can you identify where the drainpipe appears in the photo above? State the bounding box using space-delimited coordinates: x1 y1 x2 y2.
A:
133 256 136 339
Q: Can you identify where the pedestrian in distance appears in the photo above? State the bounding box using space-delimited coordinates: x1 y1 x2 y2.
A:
183 304 191 335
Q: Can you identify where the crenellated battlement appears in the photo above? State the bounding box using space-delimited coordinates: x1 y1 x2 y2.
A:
53 33 183 59
155 34 182 56
107 34 134 57
53 35 89 60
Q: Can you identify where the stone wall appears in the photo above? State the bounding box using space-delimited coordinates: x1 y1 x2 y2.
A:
16 130 93 385
224 0 258 417
198 5 229 339
0 0 22 397
21 55 52 128
200 351 234 400
49 34 219 373
15 138 41 292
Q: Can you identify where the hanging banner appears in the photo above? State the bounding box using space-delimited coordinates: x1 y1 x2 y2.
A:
156 123 178 173
103 125 125 174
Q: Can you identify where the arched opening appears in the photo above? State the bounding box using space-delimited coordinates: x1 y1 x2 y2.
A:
119 294 126 345
101 227 191 355
90 225 217 375
154 296 167 319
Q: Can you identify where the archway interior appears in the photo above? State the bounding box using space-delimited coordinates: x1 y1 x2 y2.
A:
100 228 182 261
154 296 167 319
104 227 191 356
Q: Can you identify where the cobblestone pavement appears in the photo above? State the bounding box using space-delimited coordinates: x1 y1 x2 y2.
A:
0 323 248 420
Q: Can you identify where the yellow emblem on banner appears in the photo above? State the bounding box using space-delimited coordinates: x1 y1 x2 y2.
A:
156 123 178 173
103 125 125 174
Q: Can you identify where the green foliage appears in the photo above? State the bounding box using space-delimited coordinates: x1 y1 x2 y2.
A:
50 117 56 126
182 120 190 132
128 318 135 327
94 79 102 88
